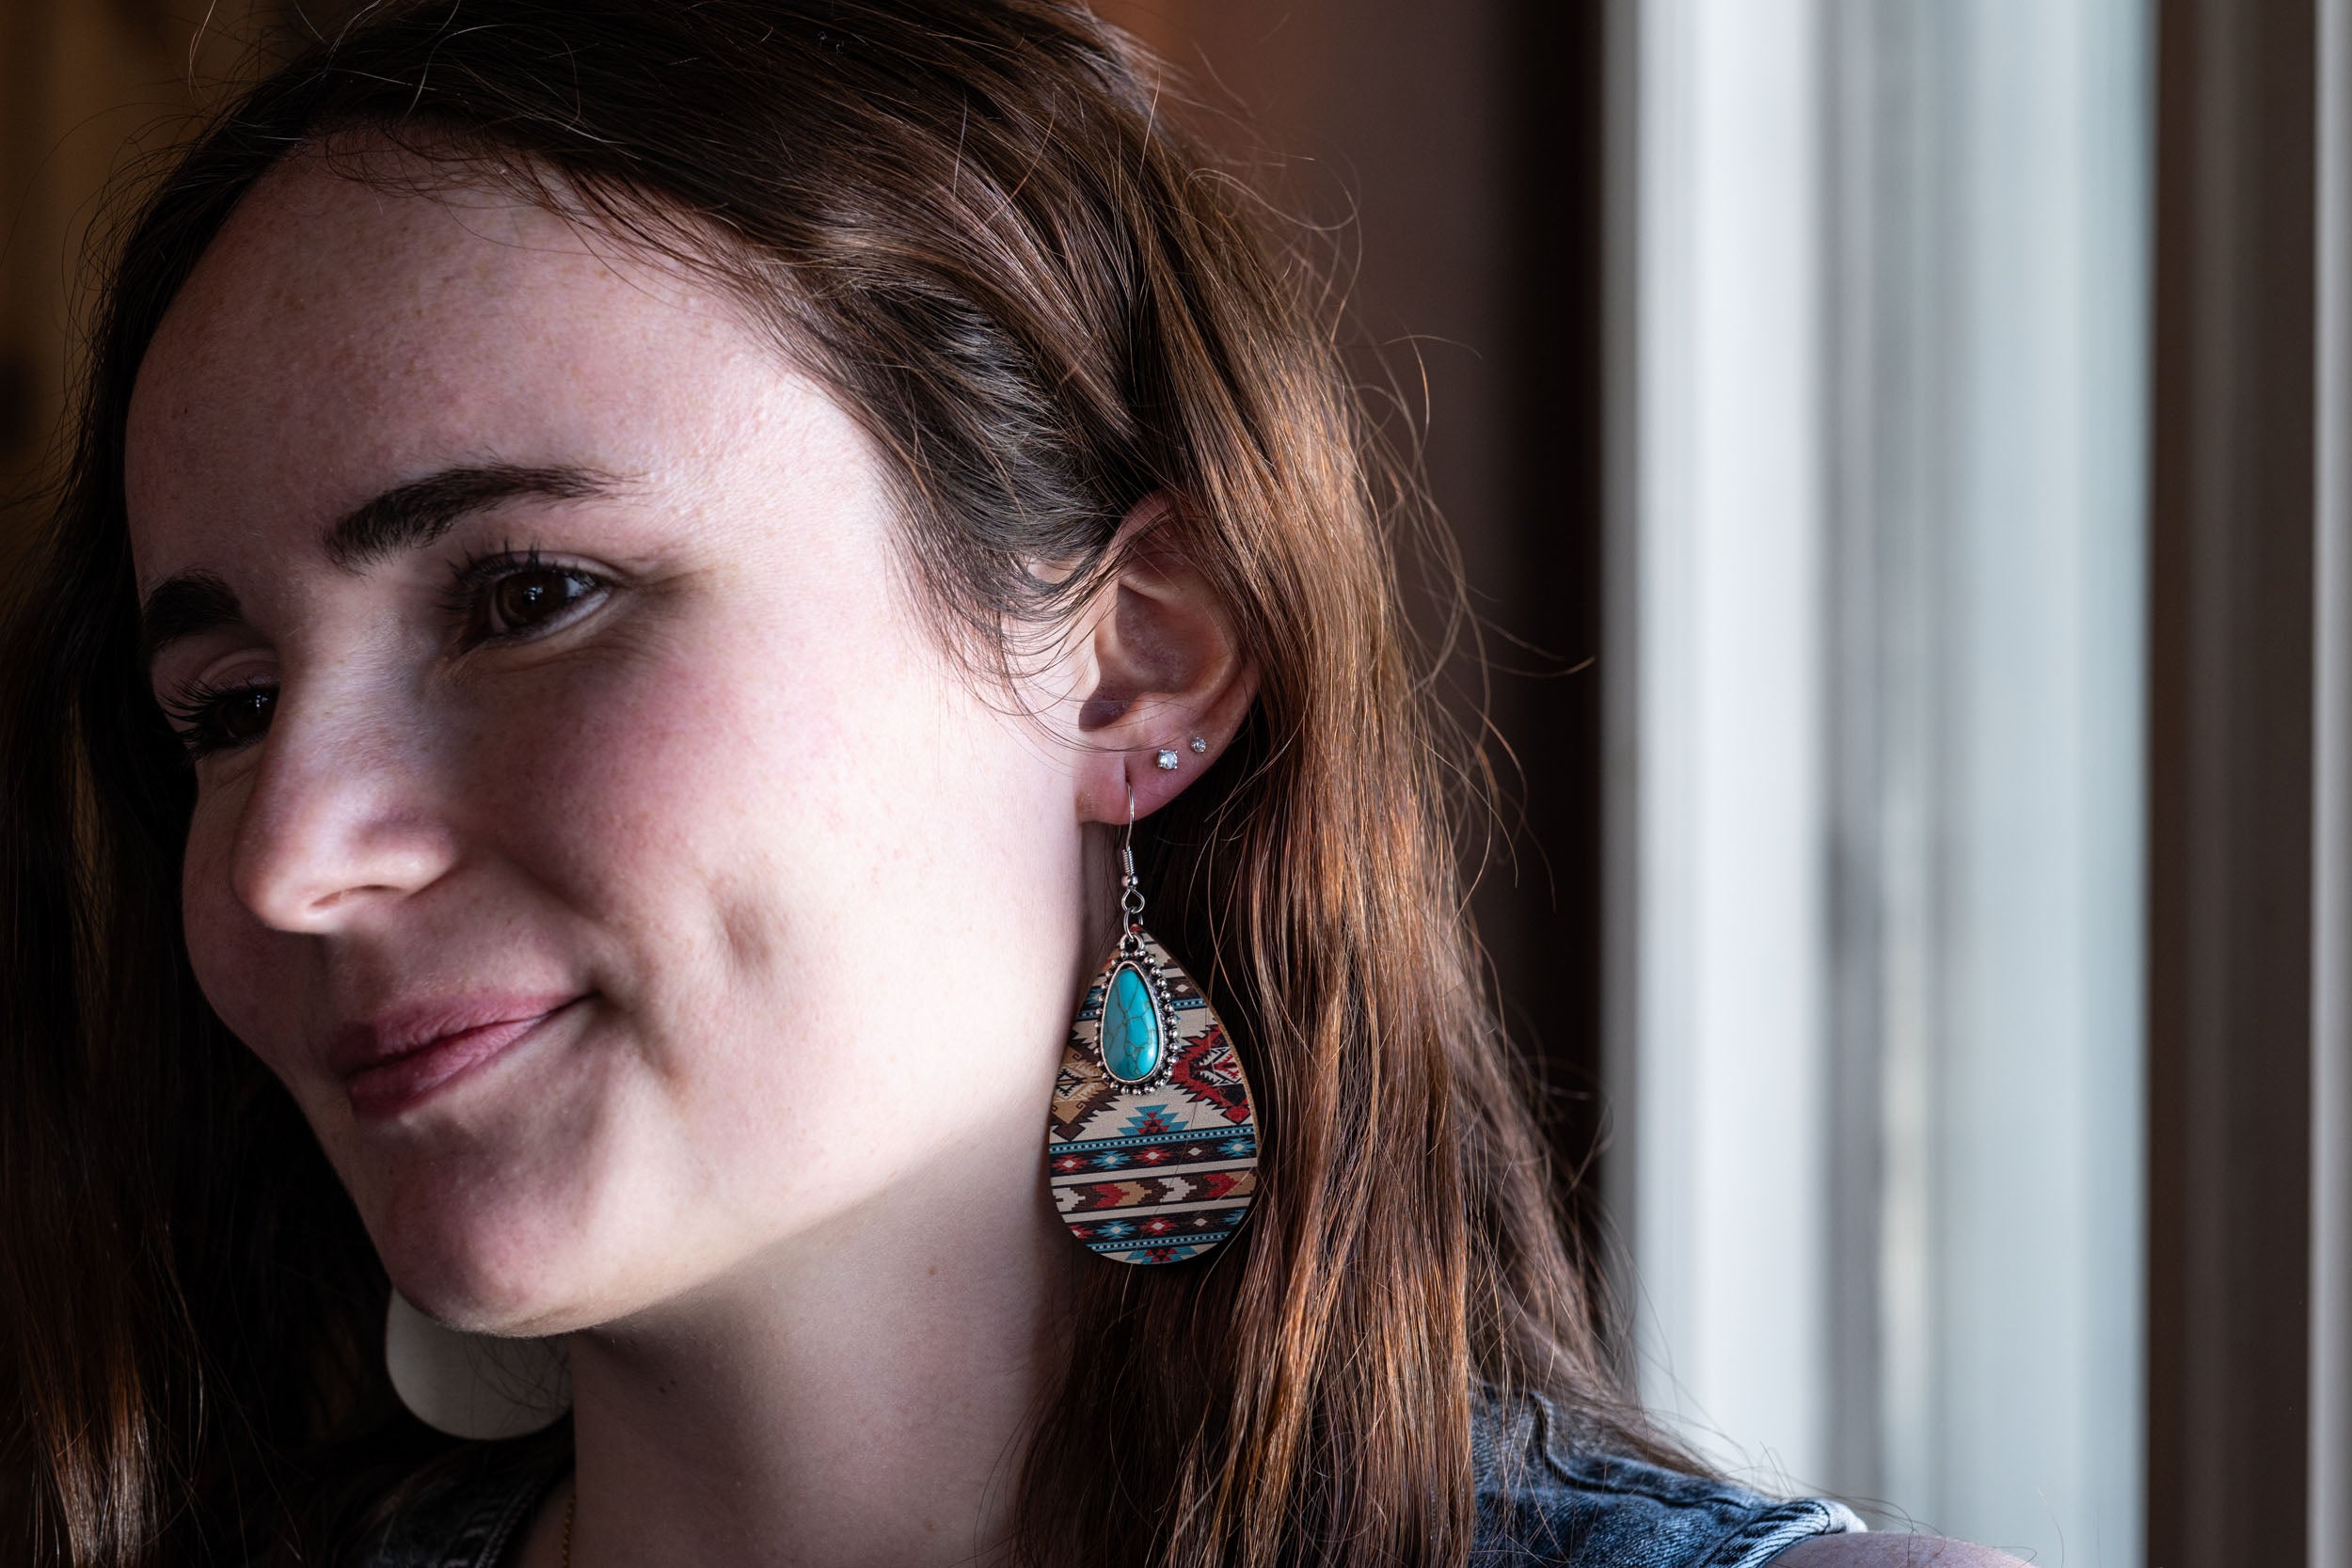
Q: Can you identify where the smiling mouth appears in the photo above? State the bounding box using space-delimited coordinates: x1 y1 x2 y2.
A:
342 998 584 1120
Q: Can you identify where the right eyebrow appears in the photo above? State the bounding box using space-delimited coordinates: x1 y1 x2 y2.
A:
139 462 630 673
140 571 244 670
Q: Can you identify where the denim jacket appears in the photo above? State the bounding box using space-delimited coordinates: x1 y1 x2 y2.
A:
358 1393 1862 1567
1469 1393 1862 1566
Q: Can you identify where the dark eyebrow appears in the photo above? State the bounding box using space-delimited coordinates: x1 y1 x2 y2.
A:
140 570 244 669
140 463 628 671
322 462 626 570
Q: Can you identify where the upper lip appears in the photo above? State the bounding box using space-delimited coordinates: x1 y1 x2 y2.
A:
325 992 580 1082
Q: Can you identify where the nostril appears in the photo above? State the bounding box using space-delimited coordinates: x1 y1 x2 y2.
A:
233 831 457 931
224 750 458 932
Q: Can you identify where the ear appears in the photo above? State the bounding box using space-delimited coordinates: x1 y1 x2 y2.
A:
1069 494 1258 826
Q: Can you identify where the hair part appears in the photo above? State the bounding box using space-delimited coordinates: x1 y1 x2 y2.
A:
0 4 1676 1563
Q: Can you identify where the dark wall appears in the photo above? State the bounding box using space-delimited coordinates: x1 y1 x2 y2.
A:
2146 0 2320 1557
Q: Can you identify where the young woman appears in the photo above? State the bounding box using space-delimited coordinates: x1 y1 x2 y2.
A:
0 3 2022 1564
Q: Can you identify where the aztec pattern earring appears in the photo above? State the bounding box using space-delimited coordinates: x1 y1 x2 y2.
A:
1044 768 1262 1264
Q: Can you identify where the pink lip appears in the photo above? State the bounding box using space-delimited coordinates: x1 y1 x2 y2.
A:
329 993 582 1120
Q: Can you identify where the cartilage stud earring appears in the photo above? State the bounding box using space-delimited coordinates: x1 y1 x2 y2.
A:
1155 748 1180 769
1042 785 1262 1264
1189 736 1208 753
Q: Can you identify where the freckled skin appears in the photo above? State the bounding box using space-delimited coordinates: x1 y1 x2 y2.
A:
130 158 1084 1328
125 147 1258 1568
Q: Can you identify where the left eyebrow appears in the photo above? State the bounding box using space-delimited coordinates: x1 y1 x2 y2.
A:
321 462 628 570
139 462 631 673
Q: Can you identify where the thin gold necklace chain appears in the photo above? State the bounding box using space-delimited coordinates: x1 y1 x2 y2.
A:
563 1486 576 1568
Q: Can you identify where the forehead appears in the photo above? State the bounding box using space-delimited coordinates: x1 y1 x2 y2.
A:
124 149 780 580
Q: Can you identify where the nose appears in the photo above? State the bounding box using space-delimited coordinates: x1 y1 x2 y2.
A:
225 688 460 933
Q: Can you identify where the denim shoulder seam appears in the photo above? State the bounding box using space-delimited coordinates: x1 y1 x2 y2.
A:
1523 1392 1791 1515
1696 1498 1869 1567
1501 1391 1866 1566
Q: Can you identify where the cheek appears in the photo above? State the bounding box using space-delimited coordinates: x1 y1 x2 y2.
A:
180 789 302 1071
465 633 830 890
457 611 899 1048
469 596 1037 1124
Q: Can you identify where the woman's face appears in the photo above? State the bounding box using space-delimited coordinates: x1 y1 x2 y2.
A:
125 153 1106 1332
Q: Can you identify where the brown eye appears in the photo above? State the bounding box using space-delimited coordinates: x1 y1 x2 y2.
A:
214 687 276 743
163 679 278 760
485 566 596 635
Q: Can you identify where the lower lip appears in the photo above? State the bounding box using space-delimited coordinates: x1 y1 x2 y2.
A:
345 1002 579 1121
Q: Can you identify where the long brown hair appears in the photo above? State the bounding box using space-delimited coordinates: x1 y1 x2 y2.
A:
0 3 1675 1563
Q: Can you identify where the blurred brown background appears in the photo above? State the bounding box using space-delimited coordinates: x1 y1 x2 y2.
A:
1 1 283 571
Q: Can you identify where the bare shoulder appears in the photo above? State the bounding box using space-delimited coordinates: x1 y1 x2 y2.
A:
1774 1535 2031 1567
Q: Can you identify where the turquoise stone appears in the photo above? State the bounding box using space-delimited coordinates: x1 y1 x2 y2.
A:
1102 963 1163 1082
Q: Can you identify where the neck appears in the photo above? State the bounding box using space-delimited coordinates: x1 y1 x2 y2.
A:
564 1160 1074 1568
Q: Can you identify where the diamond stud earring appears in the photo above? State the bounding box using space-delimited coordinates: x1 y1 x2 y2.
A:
1189 736 1207 753
1155 748 1181 769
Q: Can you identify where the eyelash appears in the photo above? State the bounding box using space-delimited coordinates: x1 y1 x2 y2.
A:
162 541 612 762
162 676 279 761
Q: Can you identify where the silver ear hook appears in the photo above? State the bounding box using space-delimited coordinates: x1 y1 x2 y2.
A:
1122 782 1138 886
1120 782 1146 940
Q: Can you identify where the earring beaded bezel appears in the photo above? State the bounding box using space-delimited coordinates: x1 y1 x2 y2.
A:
1098 954 1181 1091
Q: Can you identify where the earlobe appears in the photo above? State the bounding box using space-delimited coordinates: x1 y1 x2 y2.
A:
1070 495 1257 825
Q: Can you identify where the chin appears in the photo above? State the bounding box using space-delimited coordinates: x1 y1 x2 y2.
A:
365 1151 606 1335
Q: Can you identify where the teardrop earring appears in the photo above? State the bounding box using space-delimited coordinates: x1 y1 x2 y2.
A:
1043 773 1262 1264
